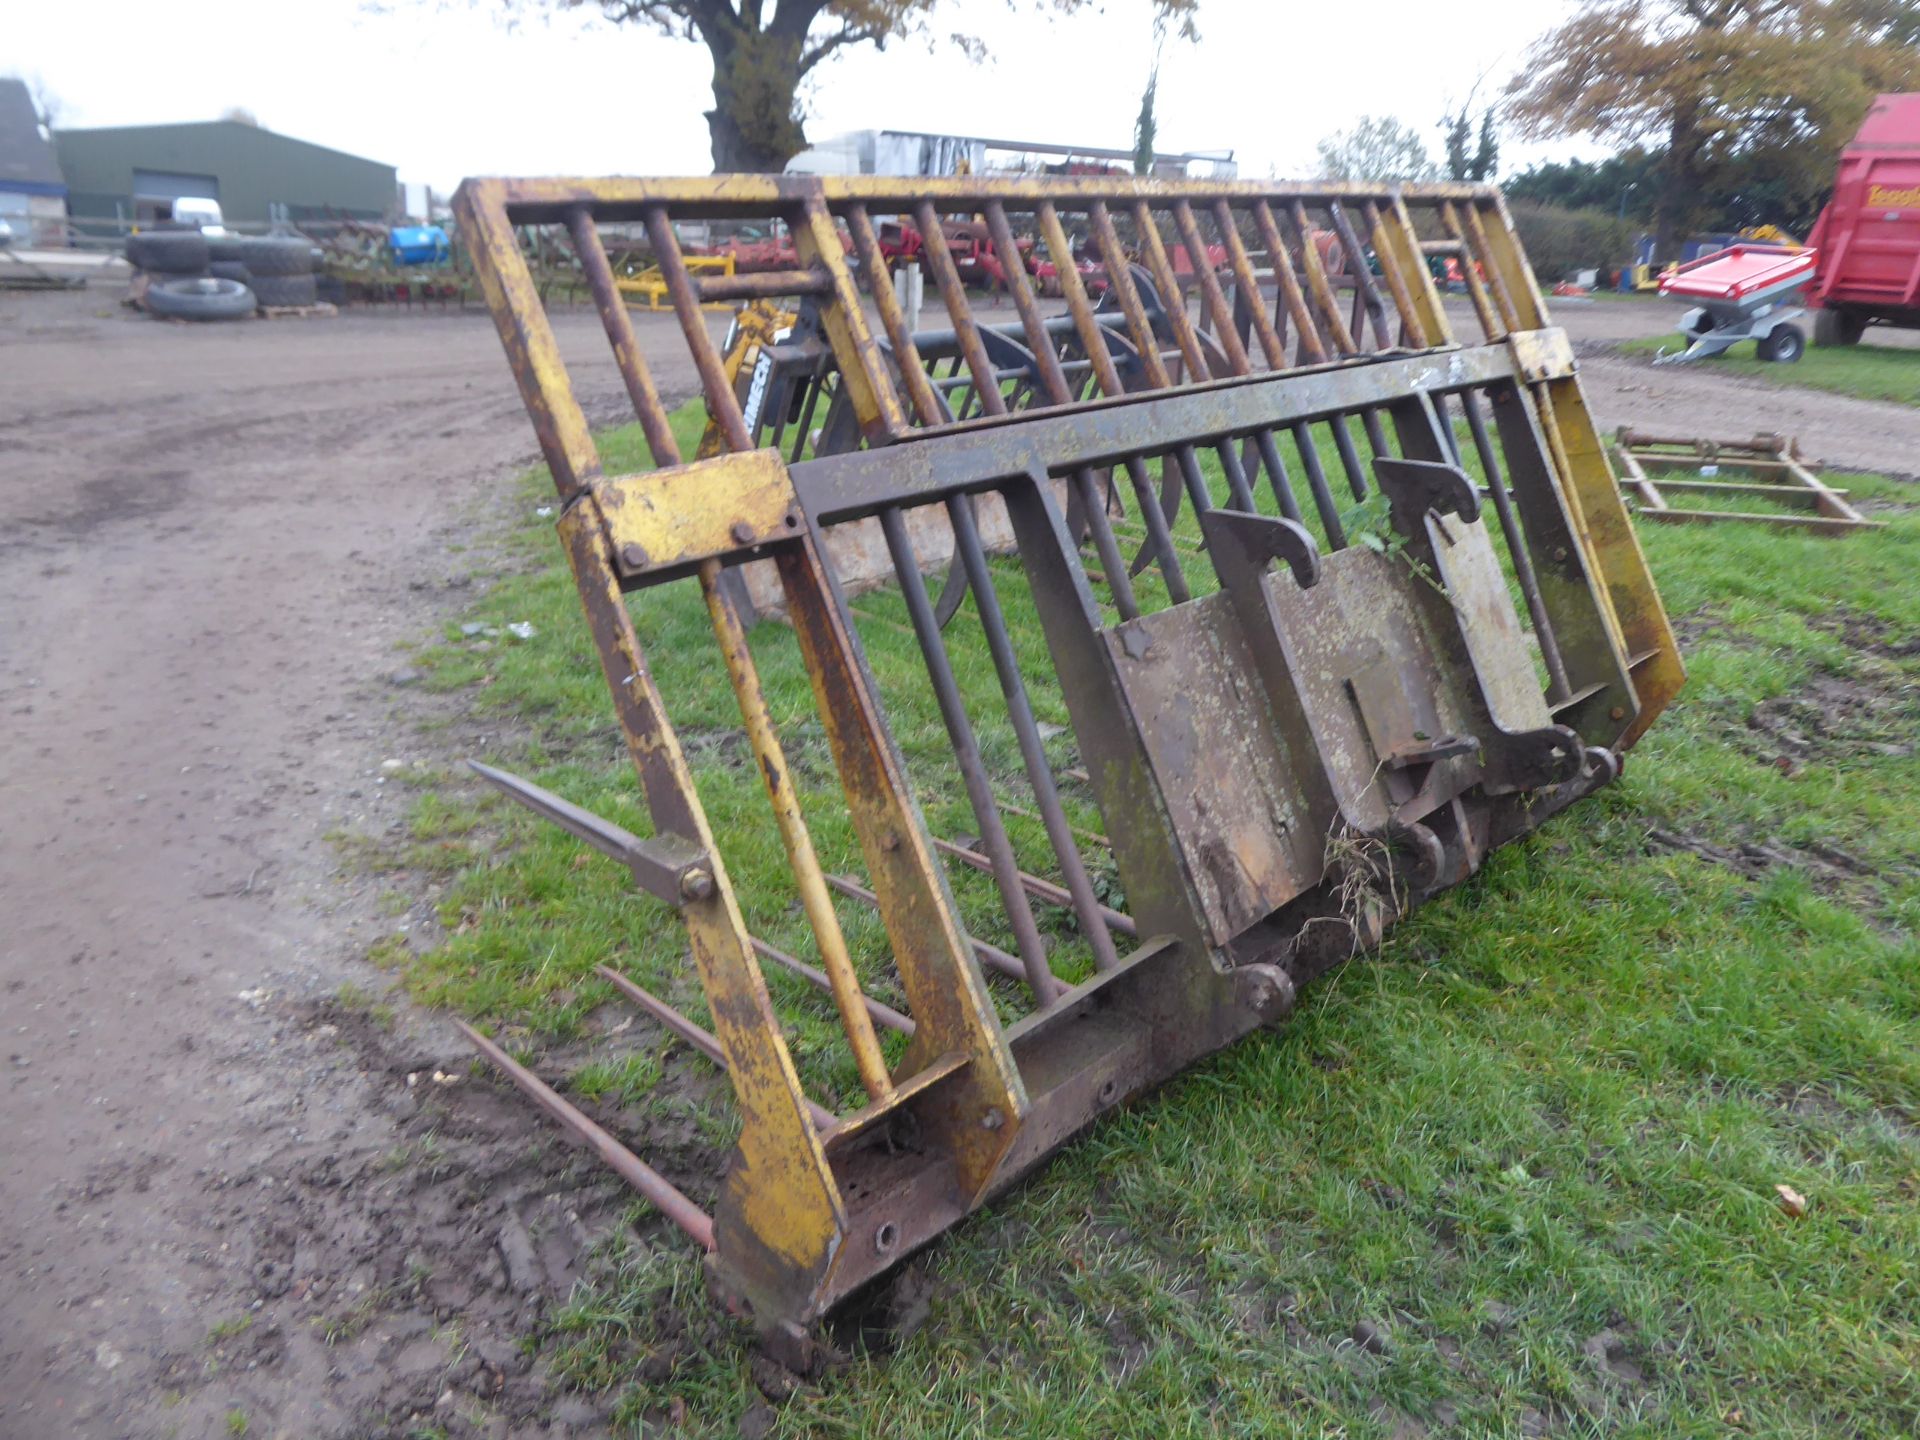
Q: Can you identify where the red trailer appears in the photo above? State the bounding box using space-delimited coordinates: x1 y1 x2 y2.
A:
1806 92 1920 345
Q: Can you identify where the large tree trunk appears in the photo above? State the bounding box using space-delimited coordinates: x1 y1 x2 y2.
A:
706 104 799 174
705 30 808 175
1654 100 1704 263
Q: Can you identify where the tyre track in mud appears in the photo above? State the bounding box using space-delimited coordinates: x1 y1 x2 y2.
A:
0 289 703 1439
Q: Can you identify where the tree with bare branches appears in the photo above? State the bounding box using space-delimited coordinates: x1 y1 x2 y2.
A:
527 0 1199 174
1508 1 1920 258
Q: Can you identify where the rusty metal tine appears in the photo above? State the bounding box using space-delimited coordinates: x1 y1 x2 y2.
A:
846 204 943 426
1287 200 1358 354
750 936 915 1036
1252 201 1327 366
1440 201 1502 340
643 207 753 451
567 208 684 469
1361 199 1429 350
947 495 1123 974
1213 199 1286 369
1122 454 1190 598
1090 203 1219 543
467 758 643 863
1389 194 1454 347
454 1020 716 1250
795 195 906 444
790 375 825 461
988 796 1111 850
594 965 840 1131
1130 200 1211 381
1327 200 1392 350
1029 203 1117 392
981 201 1074 405
1461 390 1571 699
825 875 1041 989
1087 202 1173 389
1360 408 1395 470
933 837 1136 938
1328 416 1372 501
1460 200 1523 334
597 963 725 1063
877 507 1058 996
1434 392 1467 468
1035 201 1191 601
1173 199 1249 373
981 200 1139 622
1215 440 1260 512
913 201 1009 418
1253 428 1304 524
702 558 895 1101
1292 423 1348 544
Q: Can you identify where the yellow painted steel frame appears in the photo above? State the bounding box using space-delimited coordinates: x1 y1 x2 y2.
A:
453 173 1685 1348
462 184 1024 1341
1455 193 1684 747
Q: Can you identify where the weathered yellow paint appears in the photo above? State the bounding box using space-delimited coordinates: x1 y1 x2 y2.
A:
791 196 907 442
1532 379 1687 744
1386 195 1454 347
1287 199 1358 355
483 174 1500 220
1507 327 1577 384
593 448 799 576
1439 201 1501 340
451 180 603 495
702 557 897 1105
774 537 1028 1201
552 502 846 1304
1478 198 1686 744
462 172 851 1317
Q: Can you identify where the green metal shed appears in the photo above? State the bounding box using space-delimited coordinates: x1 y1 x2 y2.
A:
55 121 396 227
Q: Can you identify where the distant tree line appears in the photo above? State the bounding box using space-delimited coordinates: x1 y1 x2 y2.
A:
1503 144 1834 238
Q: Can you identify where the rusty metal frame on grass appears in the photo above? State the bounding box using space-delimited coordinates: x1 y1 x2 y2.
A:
452 172 1683 1360
1611 427 1882 535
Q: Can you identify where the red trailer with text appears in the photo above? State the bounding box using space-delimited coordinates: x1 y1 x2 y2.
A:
1806 92 1920 345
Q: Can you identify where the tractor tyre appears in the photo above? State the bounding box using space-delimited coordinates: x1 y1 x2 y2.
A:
239 237 315 276
1813 307 1866 348
145 276 256 322
249 273 318 308
126 230 210 276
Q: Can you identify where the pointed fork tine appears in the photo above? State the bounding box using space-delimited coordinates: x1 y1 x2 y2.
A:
468 759 642 863
453 1019 715 1250
595 964 838 1132
467 759 711 907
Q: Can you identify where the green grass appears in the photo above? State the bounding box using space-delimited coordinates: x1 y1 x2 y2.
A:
1618 329 1920 406
380 402 1920 1437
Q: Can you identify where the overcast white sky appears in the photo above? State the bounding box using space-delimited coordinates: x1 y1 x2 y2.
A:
8 0 1604 192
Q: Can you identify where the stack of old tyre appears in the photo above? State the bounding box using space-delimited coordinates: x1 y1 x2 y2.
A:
225 236 318 309
126 230 317 321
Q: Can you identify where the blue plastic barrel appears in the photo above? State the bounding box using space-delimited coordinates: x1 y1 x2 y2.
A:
390 225 450 266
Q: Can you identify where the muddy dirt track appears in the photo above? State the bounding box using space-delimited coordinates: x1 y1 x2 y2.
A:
2 286 1918 1439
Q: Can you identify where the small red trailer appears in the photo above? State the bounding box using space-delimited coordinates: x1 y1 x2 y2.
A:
1806 92 1920 345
